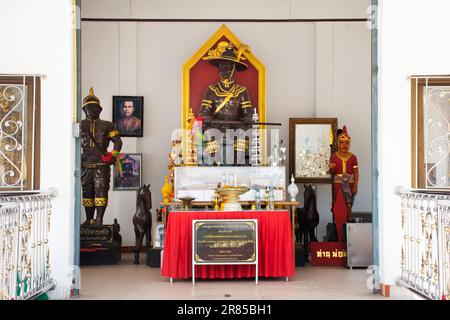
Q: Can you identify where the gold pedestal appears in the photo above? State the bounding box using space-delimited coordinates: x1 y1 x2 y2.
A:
215 186 250 211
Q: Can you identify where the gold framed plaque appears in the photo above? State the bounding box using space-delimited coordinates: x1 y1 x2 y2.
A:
192 219 258 285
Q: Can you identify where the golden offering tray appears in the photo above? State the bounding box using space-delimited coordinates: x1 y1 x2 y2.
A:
215 186 250 211
178 196 196 210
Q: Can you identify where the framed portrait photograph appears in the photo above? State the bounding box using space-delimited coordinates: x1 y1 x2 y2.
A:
113 153 142 191
289 118 338 183
153 222 165 248
112 96 144 137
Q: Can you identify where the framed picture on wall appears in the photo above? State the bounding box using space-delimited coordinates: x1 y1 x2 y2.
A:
153 222 165 248
289 118 338 183
112 96 144 137
113 153 142 191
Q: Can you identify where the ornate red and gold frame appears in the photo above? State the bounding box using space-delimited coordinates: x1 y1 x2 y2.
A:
181 24 267 164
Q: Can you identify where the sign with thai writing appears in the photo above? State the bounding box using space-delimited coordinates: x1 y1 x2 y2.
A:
80 225 113 242
193 220 257 264
310 242 347 266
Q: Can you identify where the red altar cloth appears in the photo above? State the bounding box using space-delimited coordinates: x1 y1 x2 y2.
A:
161 210 295 279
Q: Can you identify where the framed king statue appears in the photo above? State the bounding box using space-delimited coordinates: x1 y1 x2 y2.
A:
182 24 267 166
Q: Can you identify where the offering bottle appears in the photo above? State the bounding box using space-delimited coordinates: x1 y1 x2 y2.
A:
268 186 275 210
255 189 261 210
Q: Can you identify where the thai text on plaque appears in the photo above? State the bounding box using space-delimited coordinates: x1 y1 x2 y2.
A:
194 220 257 264
80 225 113 242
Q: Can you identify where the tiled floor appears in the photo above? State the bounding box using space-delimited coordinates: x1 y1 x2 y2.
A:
72 254 405 300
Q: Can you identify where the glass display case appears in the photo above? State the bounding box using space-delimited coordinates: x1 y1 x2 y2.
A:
174 166 286 201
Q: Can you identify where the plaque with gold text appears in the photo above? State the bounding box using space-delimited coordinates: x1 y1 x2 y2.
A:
193 220 257 264
80 225 113 243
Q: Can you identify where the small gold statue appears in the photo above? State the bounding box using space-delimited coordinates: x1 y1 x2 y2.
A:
213 195 221 211
161 175 174 203
185 108 198 166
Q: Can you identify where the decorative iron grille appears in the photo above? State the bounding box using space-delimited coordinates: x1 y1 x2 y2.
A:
411 76 450 189
424 86 449 188
0 75 40 191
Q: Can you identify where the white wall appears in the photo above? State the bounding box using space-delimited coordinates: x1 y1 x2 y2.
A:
378 0 450 286
81 1 372 246
7 0 440 299
81 0 371 20
6 0 449 296
0 0 75 299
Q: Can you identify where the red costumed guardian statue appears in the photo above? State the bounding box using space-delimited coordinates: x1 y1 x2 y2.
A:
329 126 359 242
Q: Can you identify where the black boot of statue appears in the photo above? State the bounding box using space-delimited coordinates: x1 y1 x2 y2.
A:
82 207 96 226
95 206 107 225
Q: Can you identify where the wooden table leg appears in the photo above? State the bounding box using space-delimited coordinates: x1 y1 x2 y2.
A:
291 205 295 244
291 205 296 267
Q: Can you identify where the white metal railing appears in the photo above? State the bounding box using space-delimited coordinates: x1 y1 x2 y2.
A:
0 189 57 300
395 186 450 300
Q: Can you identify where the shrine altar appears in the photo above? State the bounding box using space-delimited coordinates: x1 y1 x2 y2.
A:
161 210 295 280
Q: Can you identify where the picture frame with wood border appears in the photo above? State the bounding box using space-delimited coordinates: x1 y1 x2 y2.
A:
153 222 165 248
289 118 338 184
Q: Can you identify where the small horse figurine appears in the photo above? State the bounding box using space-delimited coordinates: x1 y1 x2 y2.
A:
296 184 320 261
133 184 152 264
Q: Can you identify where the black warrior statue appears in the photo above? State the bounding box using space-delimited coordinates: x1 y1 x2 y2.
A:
81 87 123 225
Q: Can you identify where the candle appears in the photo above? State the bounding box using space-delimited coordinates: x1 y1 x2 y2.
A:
329 127 333 145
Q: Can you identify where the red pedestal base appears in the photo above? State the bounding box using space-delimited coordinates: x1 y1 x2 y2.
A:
162 210 295 279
